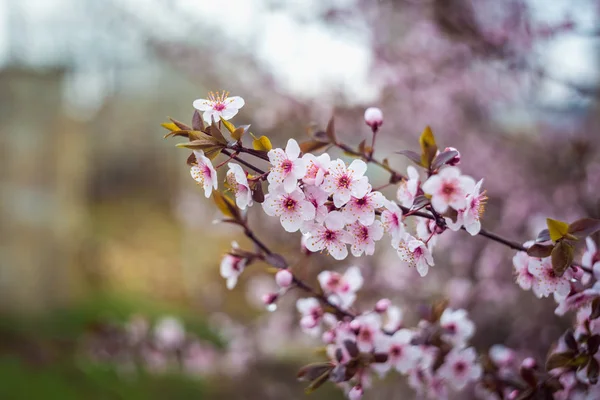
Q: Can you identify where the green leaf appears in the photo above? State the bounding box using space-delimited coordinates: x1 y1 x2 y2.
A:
547 218 570 242
526 243 555 258
419 125 438 169
551 241 574 277
252 135 273 151
568 218 600 238
220 117 236 134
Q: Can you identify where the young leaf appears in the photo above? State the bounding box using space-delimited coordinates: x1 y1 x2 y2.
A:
419 125 438 169
395 150 423 167
264 253 288 269
192 110 204 131
252 135 273 151
232 125 250 142
325 115 336 143
568 218 600 238
431 150 459 171
250 181 265 203
358 139 367 155
588 335 600 355
526 243 554 258
161 122 180 132
212 191 240 221
208 121 228 144
551 241 574 277
536 229 551 243
546 351 576 371
220 117 236 134
169 117 192 131
547 218 570 242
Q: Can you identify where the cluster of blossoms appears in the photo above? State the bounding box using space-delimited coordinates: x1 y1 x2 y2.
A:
164 93 600 399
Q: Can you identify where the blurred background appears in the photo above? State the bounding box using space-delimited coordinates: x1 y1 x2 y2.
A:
0 0 599 398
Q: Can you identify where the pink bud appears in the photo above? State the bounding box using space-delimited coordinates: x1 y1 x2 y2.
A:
443 147 461 166
348 385 363 400
262 292 278 312
521 357 536 369
275 269 293 288
507 390 519 400
364 107 383 131
571 266 584 280
375 298 391 313
322 330 335 344
349 319 361 333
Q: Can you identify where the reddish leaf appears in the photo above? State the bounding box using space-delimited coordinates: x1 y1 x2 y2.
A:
536 229 551 243
551 240 574 277
588 358 599 384
250 181 265 203
526 243 554 258
588 335 600 355
568 218 600 238
431 150 459 170
546 351 576 371
591 298 600 320
169 117 191 131
264 253 288 269
192 110 204 131
396 150 423 167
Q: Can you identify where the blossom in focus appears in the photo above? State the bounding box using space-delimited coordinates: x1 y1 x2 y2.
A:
422 166 475 213
529 257 572 299
190 150 218 198
301 185 329 225
348 220 384 257
267 139 307 193
318 266 364 309
513 251 536 291
446 179 486 235
440 308 475 346
322 159 370 208
305 211 352 260
364 107 383 130
342 191 385 226
302 153 331 187
396 234 434 277
397 166 420 209
262 186 316 232
154 317 186 350
226 163 253 209
381 200 405 247
193 91 245 123
220 247 247 290
438 347 482 390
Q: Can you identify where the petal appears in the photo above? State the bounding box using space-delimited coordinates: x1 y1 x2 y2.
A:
220 107 239 120
416 260 429 277
421 175 441 195
328 242 348 260
297 297 319 314
440 166 460 179
348 159 367 177
350 177 371 199
345 266 364 291
465 220 481 236
300 200 316 220
430 195 449 213
459 176 476 194
226 96 245 109
192 99 211 111
262 195 280 216
325 211 346 230
333 190 351 208
283 174 298 193
370 221 384 240
280 213 303 232
305 235 325 252
285 139 301 160
292 158 308 179
407 166 419 180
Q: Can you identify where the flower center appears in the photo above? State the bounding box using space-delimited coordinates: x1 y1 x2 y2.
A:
285 198 297 209
324 229 337 242
359 226 369 241
454 361 467 374
338 175 351 189
213 103 226 111
282 159 293 174
441 183 456 196
390 345 402 358
359 328 373 342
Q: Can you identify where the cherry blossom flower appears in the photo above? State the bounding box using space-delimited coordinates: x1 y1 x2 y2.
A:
318 266 364 309
342 191 385 225
555 282 600 316
529 257 572 299
364 107 383 130
348 220 384 257
374 329 420 374
220 250 247 290
353 313 382 352
438 347 482 391
193 91 245 123
263 186 316 232
440 308 475 346
301 185 329 225
302 153 331 186
226 163 253 209
380 200 405 246
305 211 352 260
396 234 435 277
190 150 218 198
275 269 293 288
583 237 600 277
154 317 186 350
422 166 475 213
446 179 486 235
267 139 307 193
513 251 536 291
322 159 370 208
397 166 421 209
296 297 325 336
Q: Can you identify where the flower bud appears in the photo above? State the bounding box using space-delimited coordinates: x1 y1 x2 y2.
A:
571 265 584 280
262 292 278 312
275 269 293 288
349 319 361 333
348 385 363 400
443 146 461 166
375 298 391 313
322 330 335 344
521 357 536 369
364 107 383 131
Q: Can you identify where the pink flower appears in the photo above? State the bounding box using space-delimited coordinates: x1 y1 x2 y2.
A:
220 250 247 290
193 91 244 123
397 166 420 208
374 329 419 374
489 344 515 368
267 139 307 193
190 150 218 198
364 107 383 130
226 163 253 209
296 297 324 336
348 220 384 257
275 269 293 288
262 186 316 232
529 257 572 298
555 283 600 316
302 185 329 225
318 266 364 309
342 191 385 225
154 317 185 350
305 211 352 260
322 159 371 208
438 347 482 390
353 313 383 352
440 308 475 346
513 251 536 291
348 385 364 400
302 153 331 186
381 200 406 246
422 167 475 213
583 237 600 277
396 234 435 277
446 179 486 235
